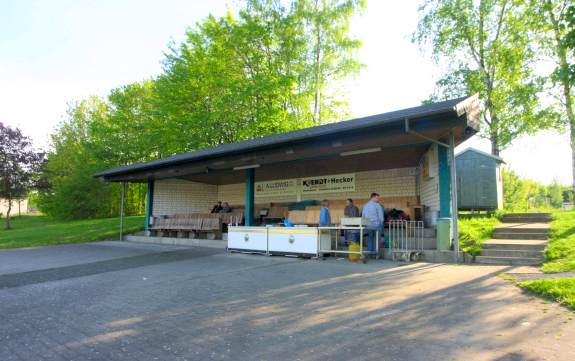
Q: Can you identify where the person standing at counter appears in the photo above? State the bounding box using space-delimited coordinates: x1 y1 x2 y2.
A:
344 198 360 217
319 199 332 226
362 193 384 253
344 198 360 243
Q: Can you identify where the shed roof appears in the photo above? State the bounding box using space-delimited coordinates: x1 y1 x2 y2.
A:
96 95 481 183
456 147 505 163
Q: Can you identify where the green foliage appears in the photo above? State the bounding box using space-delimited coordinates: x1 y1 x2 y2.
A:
502 168 567 211
458 215 500 255
519 278 575 310
548 180 564 208
37 99 146 219
542 210 575 273
502 168 528 210
413 0 559 155
564 4 575 85
532 1 575 198
0 215 144 249
38 0 365 219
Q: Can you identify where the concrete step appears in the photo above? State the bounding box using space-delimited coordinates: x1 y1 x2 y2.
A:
422 228 436 238
493 223 550 233
492 232 548 240
474 256 542 266
502 218 551 223
480 249 544 258
482 239 547 251
502 213 551 223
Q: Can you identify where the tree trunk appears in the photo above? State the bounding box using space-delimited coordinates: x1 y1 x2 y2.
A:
571 121 575 200
558 30 575 201
565 83 575 199
5 198 11 230
546 0 575 199
487 100 500 156
490 134 500 157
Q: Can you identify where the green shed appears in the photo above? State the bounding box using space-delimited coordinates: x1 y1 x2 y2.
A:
455 148 504 211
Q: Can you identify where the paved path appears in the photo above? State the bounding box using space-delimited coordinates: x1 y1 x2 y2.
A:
0 242 573 361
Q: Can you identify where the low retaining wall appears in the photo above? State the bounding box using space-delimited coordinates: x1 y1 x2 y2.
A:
126 235 226 249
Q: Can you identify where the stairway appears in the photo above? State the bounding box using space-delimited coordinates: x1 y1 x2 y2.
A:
474 213 550 266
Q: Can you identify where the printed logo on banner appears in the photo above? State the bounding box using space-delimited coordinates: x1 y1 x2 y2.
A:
255 179 297 197
301 173 355 194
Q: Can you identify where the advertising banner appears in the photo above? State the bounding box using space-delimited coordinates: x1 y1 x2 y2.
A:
255 178 297 197
301 173 356 194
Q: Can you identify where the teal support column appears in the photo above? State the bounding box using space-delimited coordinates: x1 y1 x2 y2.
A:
145 180 154 231
245 169 255 226
438 145 451 218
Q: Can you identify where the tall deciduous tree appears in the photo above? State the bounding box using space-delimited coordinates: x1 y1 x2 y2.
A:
534 0 575 198
38 0 365 219
293 0 365 123
155 0 364 153
413 0 557 156
0 123 44 229
38 98 146 219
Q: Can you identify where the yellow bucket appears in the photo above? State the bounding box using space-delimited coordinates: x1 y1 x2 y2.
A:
348 242 360 262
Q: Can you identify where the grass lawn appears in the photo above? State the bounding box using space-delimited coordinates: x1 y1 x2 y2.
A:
0 215 145 249
519 278 575 311
458 215 501 255
542 210 575 273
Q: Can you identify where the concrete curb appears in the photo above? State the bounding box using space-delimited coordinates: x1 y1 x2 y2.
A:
125 235 227 249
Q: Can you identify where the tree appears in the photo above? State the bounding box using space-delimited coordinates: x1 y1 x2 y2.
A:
154 0 364 153
533 0 575 198
563 3 575 81
0 123 44 229
37 98 146 220
413 0 557 156
293 0 365 123
38 0 365 219
547 179 564 208
502 168 528 210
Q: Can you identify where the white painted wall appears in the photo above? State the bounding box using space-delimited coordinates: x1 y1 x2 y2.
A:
419 144 440 224
152 164 443 217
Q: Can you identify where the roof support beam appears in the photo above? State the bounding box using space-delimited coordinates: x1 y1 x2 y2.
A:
404 118 449 148
449 132 460 263
245 168 255 226
145 180 154 233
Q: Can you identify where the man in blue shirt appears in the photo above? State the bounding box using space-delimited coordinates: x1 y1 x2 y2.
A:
319 199 331 226
362 193 384 253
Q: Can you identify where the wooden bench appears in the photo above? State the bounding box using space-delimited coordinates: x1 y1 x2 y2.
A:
150 211 243 240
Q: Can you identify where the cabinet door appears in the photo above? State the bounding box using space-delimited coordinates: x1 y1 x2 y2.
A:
268 229 318 254
228 228 268 251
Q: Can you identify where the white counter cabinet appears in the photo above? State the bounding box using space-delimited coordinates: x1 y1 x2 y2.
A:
267 228 321 255
228 226 331 256
227 227 268 253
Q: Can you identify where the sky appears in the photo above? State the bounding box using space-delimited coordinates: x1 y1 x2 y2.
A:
0 0 572 185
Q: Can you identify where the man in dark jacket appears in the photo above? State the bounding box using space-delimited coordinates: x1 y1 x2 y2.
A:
344 198 360 217
211 202 223 213
344 198 360 244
